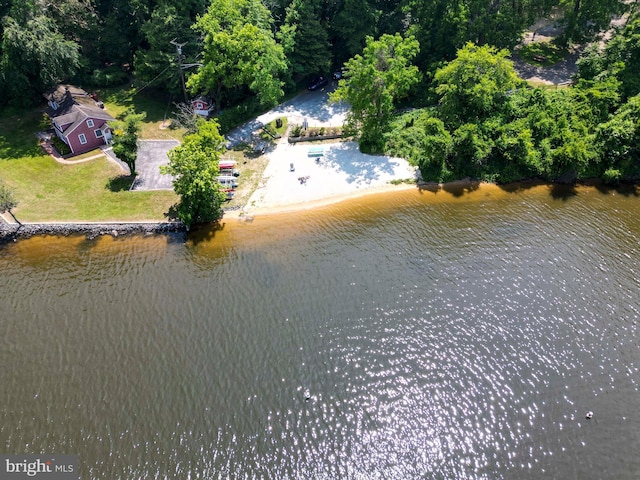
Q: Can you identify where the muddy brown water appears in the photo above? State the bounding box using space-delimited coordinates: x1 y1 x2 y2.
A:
2 183 640 479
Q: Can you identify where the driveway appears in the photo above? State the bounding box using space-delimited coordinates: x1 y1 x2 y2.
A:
225 84 348 148
130 140 179 190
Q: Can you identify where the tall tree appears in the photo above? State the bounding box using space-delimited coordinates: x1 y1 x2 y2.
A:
112 112 145 175
133 4 197 96
161 122 227 228
278 0 331 77
187 0 287 112
331 33 421 152
404 0 554 69
561 0 627 43
0 14 80 105
87 0 154 67
594 93 640 181
576 13 640 101
434 42 520 126
330 0 381 65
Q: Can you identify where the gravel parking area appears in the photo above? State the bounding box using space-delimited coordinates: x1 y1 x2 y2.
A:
130 140 180 191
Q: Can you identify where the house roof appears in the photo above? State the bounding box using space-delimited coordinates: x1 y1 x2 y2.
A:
192 95 213 105
44 84 115 136
55 106 113 138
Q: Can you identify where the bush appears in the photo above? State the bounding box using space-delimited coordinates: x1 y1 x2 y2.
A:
216 98 263 134
50 136 71 156
290 125 302 137
602 168 622 185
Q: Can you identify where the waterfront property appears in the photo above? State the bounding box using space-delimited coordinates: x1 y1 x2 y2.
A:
43 85 115 156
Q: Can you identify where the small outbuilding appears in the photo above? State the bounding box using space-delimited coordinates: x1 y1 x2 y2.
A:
191 95 215 117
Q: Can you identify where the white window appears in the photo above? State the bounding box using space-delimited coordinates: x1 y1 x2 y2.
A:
95 129 103 138
86 119 94 128
79 133 87 145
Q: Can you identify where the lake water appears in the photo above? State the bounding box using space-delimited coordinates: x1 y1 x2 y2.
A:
2 183 640 479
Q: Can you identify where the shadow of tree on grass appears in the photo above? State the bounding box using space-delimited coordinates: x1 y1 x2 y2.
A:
106 175 135 192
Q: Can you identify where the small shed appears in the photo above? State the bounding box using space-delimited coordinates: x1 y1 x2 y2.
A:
191 95 214 117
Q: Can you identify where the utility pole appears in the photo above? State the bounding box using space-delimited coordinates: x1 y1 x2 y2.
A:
170 39 204 105
171 39 189 103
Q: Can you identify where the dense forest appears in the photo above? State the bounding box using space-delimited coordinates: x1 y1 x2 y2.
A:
1 0 638 183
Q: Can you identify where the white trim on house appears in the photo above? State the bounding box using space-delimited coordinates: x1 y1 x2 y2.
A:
79 133 87 145
87 119 94 128
95 129 103 138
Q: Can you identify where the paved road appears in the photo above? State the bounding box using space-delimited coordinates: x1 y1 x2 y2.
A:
131 140 179 191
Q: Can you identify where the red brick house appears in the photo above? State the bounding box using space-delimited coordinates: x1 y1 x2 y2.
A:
43 85 115 156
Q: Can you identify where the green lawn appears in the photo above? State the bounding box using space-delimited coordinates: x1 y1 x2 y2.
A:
0 110 177 223
96 86 187 140
517 41 568 66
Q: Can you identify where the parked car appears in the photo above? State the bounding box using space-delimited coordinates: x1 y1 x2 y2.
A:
307 76 328 90
332 69 344 81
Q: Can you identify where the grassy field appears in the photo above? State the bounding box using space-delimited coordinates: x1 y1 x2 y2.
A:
517 40 568 66
0 107 177 223
96 86 187 140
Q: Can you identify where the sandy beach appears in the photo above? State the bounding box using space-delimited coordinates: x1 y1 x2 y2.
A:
238 140 419 216
222 89 419 217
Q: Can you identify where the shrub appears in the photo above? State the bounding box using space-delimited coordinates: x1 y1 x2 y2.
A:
602 168 622 185
290 124 302 137
51 136 71 156
216 98 262 134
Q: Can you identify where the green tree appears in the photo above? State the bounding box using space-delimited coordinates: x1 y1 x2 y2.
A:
404 0 554 69
331 33 421 152
576 14 640 101
0 181 19 225
0 14 80 105
86 0 154 67
595 93 640 180
161 122 227 228
278 0 331 78
112 112 145 175
133 2 205 97
187 0 287 112
506 87 596 180
330 0 381 65
133 5 189 96
561 0 627 43
434 42 520 126
385 109 453 182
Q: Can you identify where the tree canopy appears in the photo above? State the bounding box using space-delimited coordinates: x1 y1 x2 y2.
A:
112 111 146 175
331 33 421 152
186 0 287 112
161 121 227 228
434 43 521 126
1 13 80 105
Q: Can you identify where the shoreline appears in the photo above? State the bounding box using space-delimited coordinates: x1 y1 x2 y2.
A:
0 222 186 244
228 181 418 218
1 177 632 243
